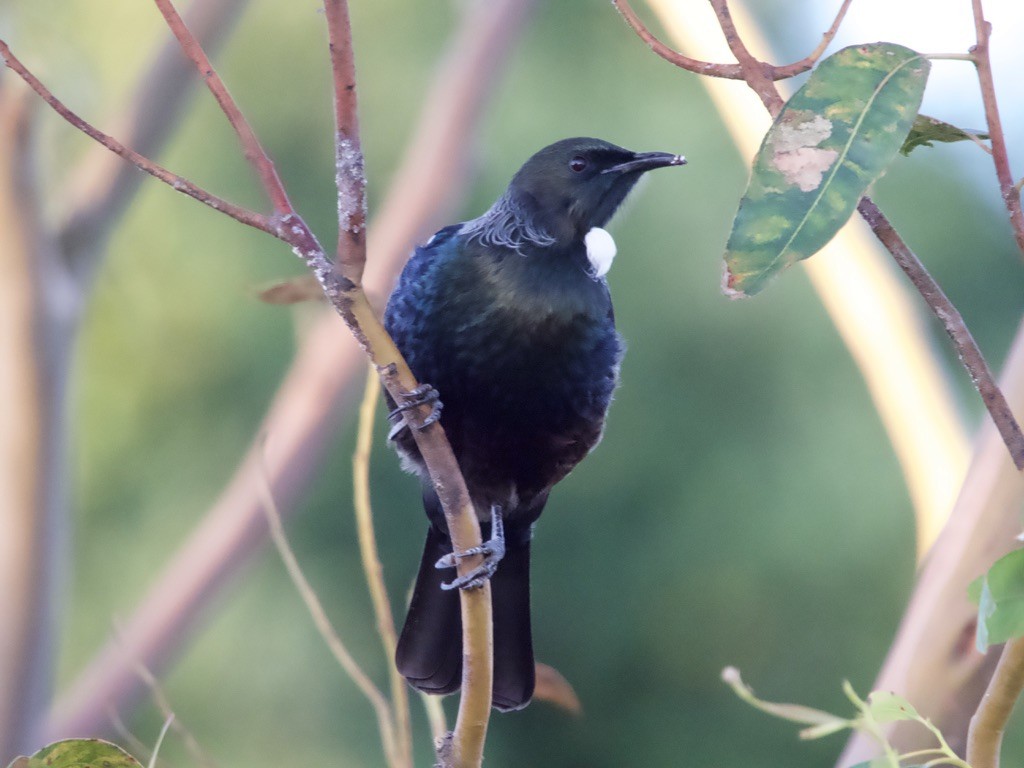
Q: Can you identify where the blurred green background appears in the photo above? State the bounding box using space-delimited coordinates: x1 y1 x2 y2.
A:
6 0 1024 765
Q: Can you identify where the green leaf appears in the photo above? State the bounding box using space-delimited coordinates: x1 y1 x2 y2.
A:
864 691 919 723
976 549 1024 652
7 740 143 768
900 114 989 155
968 573 983 605
723 43 930 297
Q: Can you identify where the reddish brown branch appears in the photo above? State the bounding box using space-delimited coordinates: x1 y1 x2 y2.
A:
969 0 1024 255
612 0 850 82
152 0 292 215
858 198 1024 468
709 0 784 113
0 40 271 236
612 0 739 77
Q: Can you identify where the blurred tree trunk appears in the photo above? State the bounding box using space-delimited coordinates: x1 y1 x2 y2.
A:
0 3 247 758
0 77 77 761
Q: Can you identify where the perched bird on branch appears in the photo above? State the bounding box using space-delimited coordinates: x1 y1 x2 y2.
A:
384 137 685 711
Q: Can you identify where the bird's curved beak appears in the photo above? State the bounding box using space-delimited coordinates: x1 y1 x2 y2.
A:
603 151 687 175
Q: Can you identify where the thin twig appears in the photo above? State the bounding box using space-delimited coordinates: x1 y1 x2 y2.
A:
352 367 411 768
703 0 1024 470
857 199 1024 468
59 0 248 281
0 40 271 236
612 0 739 77
421 692 450 747
969 0 1024 255
152 0 291 214
796 0 854 71
612 0 851 81
967 637 1024 768
256 450 399 766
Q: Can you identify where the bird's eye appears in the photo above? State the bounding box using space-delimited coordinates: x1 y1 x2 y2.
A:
569 156 588 173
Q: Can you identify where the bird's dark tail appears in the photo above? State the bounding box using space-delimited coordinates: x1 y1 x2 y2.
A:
396 523 536 712
395 526 462 698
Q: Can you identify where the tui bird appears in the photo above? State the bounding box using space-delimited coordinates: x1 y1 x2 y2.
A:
384 137 685 711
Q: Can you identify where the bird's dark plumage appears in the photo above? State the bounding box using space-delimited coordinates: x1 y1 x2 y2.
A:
384 137 684 711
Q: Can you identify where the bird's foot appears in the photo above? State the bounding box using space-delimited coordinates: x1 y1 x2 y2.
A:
388 383 443 434
436 507 506 591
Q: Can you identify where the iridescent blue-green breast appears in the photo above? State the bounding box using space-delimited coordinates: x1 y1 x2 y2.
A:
384 225 622 515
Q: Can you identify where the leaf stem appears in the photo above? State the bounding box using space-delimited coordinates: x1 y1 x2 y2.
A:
924 53 977 61
905 753 950 765
966 132 994 156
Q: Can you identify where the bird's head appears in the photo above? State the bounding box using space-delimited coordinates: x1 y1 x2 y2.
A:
507 137 686 244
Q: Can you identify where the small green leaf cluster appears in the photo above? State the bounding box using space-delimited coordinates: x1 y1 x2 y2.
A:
721 667 972 767
969 548 1024 652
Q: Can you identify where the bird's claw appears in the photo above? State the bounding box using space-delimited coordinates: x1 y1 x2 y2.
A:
436 508 506 591
388 383 443 432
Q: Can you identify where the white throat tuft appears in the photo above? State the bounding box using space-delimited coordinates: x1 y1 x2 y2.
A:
584 227 617 278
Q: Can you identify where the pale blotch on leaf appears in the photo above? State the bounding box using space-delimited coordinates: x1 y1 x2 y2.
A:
770 112 839 193
745 215 792 245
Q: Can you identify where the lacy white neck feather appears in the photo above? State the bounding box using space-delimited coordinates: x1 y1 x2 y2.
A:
459 192 556 254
